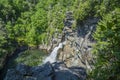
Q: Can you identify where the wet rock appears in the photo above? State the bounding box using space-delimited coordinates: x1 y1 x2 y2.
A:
23 76 37 80
52 61 67 70
4 62 86 80
30 62 54 80
54 70 79 80
16 64 32 75
4 69 23 80
53 62 86 80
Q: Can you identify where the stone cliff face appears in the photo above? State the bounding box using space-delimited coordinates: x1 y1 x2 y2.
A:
4 62 86 80
57 11 99 71
38 11 99 71
40 13 99 78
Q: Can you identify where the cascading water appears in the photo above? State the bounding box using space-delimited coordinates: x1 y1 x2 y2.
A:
44 42 66 63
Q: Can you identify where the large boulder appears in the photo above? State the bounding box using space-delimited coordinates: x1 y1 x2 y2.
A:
4 62 86 80
4 62 53 80
53 62 86 80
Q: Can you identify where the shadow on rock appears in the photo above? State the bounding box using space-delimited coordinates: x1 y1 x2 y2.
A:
4 62 86 80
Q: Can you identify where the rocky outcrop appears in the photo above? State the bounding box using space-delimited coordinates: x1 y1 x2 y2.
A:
58 11 99 71
38 11 99 71
4 62 86 80
58 18 99 71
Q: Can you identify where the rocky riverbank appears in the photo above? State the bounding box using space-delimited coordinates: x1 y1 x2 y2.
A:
0 46 28 80
4 62 86 80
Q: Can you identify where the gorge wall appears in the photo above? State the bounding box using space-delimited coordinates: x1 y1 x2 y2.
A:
58 16 99 71
42 11 99 71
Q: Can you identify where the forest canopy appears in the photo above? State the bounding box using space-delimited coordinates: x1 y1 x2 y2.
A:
0 0 120 80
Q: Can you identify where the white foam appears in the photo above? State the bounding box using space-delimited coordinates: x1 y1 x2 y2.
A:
44 42 66 63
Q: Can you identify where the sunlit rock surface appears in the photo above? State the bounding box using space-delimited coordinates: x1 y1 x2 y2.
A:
58 11 99 71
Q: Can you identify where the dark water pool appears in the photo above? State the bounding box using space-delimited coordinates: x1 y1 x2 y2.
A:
0 49 48 80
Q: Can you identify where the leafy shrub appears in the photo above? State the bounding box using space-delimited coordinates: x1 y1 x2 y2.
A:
90 8 120 80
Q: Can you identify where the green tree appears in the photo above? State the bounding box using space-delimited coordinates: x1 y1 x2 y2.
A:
91 8 120 80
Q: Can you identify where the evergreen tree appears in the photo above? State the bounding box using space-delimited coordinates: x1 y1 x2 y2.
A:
91 8 120 80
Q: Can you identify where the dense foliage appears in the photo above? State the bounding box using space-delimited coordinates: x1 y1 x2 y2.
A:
0 0 94 69
91 9 120 80
90 0 120 80
0 0 120 80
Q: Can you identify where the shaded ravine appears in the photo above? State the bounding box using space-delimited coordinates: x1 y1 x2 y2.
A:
1 31 66 80
3 42 87 80
0 46 28 80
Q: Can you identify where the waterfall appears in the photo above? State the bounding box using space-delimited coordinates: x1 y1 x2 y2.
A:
44 42 66 63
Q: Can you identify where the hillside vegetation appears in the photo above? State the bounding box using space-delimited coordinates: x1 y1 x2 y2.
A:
0 0 120 80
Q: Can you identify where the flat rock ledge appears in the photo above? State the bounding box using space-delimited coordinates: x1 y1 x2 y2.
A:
4 62 86 80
